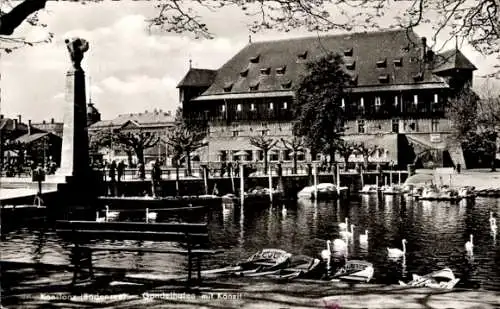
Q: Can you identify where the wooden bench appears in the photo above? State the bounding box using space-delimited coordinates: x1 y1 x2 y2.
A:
55 220 218 286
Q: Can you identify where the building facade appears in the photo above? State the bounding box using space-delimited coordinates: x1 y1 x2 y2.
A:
89 109 176 165
179 29 476 169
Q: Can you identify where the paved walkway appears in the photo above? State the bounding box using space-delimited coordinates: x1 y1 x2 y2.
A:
1 262 499 309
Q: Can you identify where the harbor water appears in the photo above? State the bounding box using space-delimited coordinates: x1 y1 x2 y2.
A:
1 195 500 290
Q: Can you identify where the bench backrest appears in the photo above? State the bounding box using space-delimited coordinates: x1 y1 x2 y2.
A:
55 220 209 244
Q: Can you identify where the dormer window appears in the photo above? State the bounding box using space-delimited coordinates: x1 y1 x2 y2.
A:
345 61 356 70
240 68 249 77
413 72 423 81
350 74 358 85
393 58 403 67
250 55 260 63
297 51 308 60
376 58 387 68
378 74 390 83
249 81 259 91
281 80 292 89
344 48 353 56
260 67 271 75
223 82 233 92
276 66 286 75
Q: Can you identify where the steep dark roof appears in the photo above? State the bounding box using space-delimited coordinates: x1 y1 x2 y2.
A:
89 110 175 129
199 29 460 97
433 49 477 73
15 132 57 144
177 68 218 88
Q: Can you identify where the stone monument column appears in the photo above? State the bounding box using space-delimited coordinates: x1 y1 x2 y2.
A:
58 38 90 181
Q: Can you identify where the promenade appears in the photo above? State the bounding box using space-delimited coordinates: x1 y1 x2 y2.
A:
1 261 499 309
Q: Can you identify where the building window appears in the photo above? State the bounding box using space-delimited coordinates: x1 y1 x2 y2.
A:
375 97 381 106
250 103 255 111
260 67 271 75
283 102 288 109
357 119 365 133
393 58 403 67
434 93 439 103
269 102 274 110
276 66 286 75
431 119 439 132
394 95 398 107
413 94 418 105
237 104 242 112
221 105 226 112
232 131 239 137
392 119 399 133
376 58 387 68
341 98 345 109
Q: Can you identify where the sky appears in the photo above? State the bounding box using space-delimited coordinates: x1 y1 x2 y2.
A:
0 1 498 122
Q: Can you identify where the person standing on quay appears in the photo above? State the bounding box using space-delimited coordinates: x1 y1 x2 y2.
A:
151 160 162 197
117 160 125 182
109 160 117 196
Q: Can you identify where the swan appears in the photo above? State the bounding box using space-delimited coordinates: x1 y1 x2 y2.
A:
146 208 157 222
96 211 106 222
490 212 497 231
359 230 369 243
465 234 474 254
105 205 119 220
332 236 347 250
387 239 407 257
340 224 355 238
321 240 331 260
339 217 348 230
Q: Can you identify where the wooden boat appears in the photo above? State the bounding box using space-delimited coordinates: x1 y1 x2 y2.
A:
458 186 476 199
232 249 292 276
381 185 402 195
265 255 321 280
399 267 460 289
359 185 379 195
297 183 339 200
331 260 374 282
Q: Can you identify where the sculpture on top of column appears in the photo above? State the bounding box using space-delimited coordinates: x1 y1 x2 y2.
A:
65 38 89 70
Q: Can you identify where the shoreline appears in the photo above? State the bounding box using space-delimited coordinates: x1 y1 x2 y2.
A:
1 261 499 309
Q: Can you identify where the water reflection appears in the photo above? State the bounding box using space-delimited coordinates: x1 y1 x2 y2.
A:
2 196 500 290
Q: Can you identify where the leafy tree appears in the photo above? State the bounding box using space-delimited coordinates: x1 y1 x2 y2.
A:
354 142 381 169
249 135 278 175
281 136 305 174
336 139 357 171
448 85 500 171
293 53 351 168
164 108 207 176
1 0 499 58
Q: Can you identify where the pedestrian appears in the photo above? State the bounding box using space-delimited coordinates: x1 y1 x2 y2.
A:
151 160 162 197
109 160 117 182
117 160 125 182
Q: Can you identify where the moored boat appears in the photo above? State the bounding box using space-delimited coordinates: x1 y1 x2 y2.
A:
232 248 292 276
398 267 460 289
331 260 374 283
381 185 402 195
265 255 321 280
297 183 341 200
359 185 378 195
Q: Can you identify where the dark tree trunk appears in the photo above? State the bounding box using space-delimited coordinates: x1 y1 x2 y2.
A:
135 147 145 179
343 154 350 171
126 150 133 167
293 153 298 174
186 150 192 176
264 150 268 175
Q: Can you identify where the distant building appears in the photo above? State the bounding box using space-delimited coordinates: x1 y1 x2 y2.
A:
89 109 176 165
179 29 477 169
31 118 64 138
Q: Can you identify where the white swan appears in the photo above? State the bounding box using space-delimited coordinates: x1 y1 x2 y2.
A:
465 234 474 254
105 205 119 220
387 239 407 257
321 240 331 260
96 211 106 222
359 230 369 243
490 212 497 231
340 224 355 238
146 208 157 222
339 217 348 230
332 236 347 250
